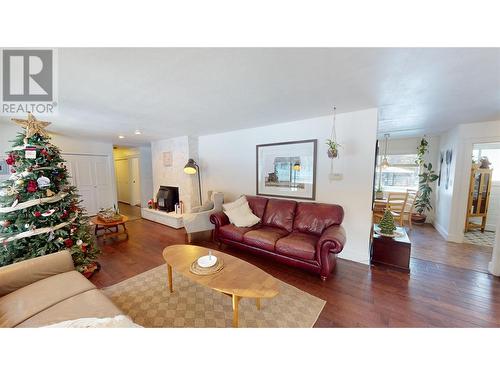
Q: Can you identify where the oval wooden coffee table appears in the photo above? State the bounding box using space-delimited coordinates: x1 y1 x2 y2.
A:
163 244 279 327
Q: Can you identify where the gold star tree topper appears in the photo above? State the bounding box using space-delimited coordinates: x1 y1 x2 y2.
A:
11 112 51 140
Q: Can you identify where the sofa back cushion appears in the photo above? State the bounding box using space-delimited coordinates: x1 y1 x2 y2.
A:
293 202 344 236
246 196 268 219
262 199 297 232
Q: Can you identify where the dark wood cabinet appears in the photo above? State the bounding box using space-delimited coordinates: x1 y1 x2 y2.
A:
370 225 411 272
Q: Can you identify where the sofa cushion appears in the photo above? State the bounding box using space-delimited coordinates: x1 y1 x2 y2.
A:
262 199 297 232
243 226 289 251
246 196 268 219
222 195 247 212
17 289 123 328
0 270 96 328
219 224 255 242
293 202 344 236
224 202 261 227
0 250 75 298
275 232 319 261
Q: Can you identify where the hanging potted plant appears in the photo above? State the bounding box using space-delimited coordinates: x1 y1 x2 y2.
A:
412 162 438 224
415 137 428 166
326 139 341 158
326 106 341 159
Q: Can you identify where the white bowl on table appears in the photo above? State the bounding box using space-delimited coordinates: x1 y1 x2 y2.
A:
197 254 217 268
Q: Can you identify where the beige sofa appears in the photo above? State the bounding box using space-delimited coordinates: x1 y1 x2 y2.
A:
0 250 121 328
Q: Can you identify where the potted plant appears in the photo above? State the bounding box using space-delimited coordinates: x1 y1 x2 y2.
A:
375 186 384 200
326 139 341 158
412 162 438 224
415 137 428 166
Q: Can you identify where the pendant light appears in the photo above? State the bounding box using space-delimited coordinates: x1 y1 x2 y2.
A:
381 133 390 169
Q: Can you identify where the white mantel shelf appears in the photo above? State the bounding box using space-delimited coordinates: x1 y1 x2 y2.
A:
141 208 184 229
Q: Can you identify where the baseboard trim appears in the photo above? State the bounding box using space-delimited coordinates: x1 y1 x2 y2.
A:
433 222 448 240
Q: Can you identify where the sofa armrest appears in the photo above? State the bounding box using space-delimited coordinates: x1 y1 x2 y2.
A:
210 211 229 228
317 225 346 255
0 250 75 297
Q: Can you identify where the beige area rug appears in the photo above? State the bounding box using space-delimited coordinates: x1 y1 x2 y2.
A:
103 265 325 328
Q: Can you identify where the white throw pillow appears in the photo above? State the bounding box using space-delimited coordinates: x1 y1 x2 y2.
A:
43 315 142 328
224 201 260 227
222 195 247 212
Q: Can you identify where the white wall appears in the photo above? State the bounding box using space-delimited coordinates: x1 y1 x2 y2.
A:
139 146 153 207
151 136 199 213
198 108 378 264
434 129 460 240
0 125 118 207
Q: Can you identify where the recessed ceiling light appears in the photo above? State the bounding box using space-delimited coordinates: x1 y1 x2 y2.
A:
118 135 125 139
134 130 142 135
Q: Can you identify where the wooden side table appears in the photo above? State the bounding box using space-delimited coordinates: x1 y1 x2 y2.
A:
91 215 129 242
370 224 411 272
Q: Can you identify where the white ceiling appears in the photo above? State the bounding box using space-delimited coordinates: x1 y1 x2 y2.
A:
1 48 499 145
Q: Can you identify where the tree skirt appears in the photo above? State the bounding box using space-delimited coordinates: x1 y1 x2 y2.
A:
103 265 326 328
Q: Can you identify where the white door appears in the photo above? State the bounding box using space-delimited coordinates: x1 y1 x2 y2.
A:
94 157 112 210
115 159 130 204
130 157 141 206
63 154 113 216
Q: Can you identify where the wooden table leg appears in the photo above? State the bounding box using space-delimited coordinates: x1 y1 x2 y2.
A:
167 264 173 293
232 295 240 328
256 298 261 310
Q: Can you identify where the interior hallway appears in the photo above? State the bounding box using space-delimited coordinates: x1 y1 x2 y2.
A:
409 224 493 273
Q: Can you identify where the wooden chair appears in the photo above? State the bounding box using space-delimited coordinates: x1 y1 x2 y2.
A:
401 189 418 230
373 192 408 226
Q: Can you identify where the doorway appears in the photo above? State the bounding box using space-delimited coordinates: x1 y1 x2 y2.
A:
113 146 142 208
463 142 499 248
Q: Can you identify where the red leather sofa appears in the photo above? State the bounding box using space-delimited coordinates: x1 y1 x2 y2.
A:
210 196 346 280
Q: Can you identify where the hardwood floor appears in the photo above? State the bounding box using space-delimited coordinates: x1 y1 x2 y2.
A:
408 224 492 273
117 202 142 220
90 218 500 327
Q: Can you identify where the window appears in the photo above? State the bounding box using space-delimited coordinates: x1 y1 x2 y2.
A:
473 143 500 182
375 154 419 192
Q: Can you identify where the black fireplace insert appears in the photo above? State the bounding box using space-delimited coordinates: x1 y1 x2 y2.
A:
156 186 179 212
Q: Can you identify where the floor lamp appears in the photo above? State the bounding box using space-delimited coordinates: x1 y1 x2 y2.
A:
184 158 203 205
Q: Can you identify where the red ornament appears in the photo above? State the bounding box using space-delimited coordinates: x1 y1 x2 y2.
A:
27 180 37 193
5 154 15 165
41 149 49 156
34 211 42 217
82 244 88 253
11 169 16 173
2 220 10 228
64 238 74 248
60 210 69 219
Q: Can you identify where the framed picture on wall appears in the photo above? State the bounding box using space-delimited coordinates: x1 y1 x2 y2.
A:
256 139 317 200
162 151 172 167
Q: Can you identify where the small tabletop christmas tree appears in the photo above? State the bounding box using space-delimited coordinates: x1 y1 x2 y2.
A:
379 209 396 235
0 113 100 276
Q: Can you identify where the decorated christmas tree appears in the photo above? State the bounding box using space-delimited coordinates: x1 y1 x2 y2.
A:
0 113 99 276
379 209 396 235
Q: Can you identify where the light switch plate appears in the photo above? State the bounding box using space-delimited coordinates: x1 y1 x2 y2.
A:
329 173 343 181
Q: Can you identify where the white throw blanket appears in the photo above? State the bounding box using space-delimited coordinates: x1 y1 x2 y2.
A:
43 315 142 328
